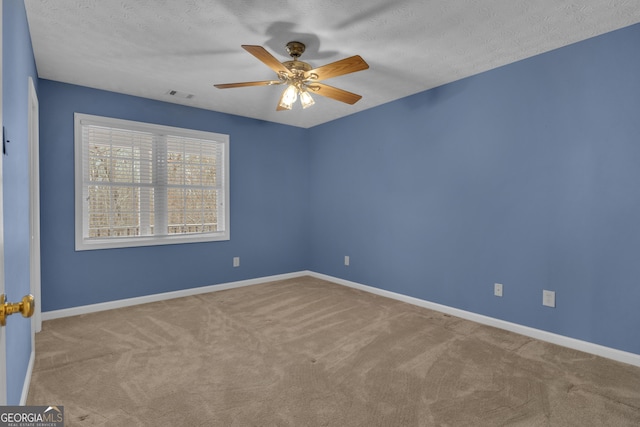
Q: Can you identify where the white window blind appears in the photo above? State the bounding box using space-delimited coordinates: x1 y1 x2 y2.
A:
75 113 229 250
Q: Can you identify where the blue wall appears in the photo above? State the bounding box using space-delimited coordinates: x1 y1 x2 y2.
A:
38 80 310 311
2 0 39 405
309 25 640 354
308 23 640 355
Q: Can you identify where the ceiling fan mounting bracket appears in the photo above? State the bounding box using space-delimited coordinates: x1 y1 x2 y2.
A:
285 41 306 59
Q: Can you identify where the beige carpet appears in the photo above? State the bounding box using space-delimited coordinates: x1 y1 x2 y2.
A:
28 276 640 426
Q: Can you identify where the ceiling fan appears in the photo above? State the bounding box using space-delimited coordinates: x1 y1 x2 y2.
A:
214 41 369 110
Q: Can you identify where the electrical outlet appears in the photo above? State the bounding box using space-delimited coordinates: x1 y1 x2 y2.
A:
233 257 240 267
344 255 350 266
494 283 503 297
543 290 556 307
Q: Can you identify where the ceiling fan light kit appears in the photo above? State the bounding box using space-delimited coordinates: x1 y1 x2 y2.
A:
280 84 298 110
299 90 315 109
214 41 369 111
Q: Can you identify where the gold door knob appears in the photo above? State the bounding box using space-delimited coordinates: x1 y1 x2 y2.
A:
0 294 35 326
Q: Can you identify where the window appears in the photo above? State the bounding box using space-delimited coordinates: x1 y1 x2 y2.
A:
74 113 229 250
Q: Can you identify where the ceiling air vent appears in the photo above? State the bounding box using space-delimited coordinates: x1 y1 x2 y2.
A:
166 89 194 99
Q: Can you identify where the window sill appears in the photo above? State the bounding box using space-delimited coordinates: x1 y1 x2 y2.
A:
75 232 230 251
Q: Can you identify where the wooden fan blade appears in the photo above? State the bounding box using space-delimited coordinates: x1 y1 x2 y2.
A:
214 80 281 89
242 45 291 76
310 83 363 105
306 55 369 81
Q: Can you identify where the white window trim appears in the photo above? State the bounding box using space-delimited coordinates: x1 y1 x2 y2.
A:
74 113 230 251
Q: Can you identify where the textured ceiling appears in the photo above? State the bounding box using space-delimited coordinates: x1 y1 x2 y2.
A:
24 0 640 128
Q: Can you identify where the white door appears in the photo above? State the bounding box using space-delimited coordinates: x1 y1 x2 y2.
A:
0 0 7 406
28 77 41 335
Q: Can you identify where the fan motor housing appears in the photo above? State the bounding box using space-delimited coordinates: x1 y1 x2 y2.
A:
284 60 312 72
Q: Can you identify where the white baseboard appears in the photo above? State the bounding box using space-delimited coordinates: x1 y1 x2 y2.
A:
41 271 309 321
20 350 35 406
309 272 640 368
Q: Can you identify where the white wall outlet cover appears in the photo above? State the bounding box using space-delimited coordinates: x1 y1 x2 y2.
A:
344 256 350 266
233 257 240 267
494 283 503 297
543 290 556 307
